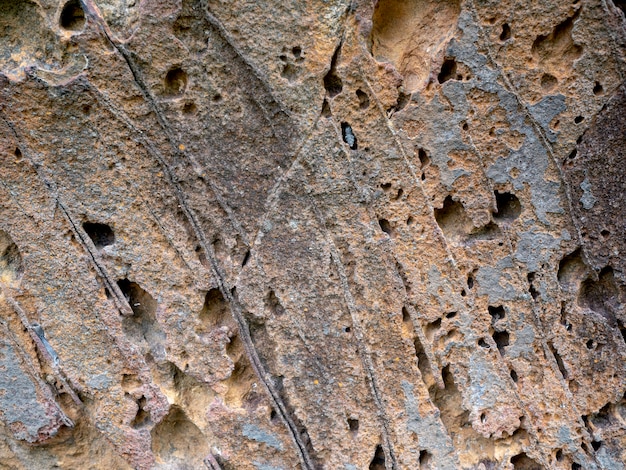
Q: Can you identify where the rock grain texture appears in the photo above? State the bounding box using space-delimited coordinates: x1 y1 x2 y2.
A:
0 0 625 469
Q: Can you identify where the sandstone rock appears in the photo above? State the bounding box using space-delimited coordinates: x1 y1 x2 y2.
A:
0 0 625 468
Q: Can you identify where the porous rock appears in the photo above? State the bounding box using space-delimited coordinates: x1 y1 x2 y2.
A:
0 0 625 468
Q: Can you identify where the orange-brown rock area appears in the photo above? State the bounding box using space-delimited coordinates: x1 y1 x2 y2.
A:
0 0 625 468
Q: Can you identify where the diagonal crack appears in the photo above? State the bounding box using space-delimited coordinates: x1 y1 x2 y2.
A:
0 113 133 317
79 1 317 467
465 2 607 465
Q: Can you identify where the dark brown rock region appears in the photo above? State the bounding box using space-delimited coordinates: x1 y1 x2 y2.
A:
0 0 625 468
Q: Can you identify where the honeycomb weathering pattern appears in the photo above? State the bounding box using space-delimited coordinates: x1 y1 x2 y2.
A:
0 0 624 468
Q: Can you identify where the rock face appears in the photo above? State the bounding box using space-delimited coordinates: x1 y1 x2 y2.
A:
0 0 625 468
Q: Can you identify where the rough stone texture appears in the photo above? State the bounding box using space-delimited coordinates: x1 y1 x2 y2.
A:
0 0 625 469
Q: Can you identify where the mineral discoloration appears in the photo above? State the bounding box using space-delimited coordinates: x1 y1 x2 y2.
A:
0 0 624 468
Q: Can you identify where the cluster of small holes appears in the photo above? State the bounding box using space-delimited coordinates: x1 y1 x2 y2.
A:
280 46 304 82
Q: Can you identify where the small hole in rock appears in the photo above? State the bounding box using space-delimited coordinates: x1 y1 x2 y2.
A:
348 418 359 433
270 409 278 423
574 116 584 124
341 122 357 149
60 0 85 31
428 318 442 330
14 148 22 159
164 67 188 96
213 94 223 102
378 219 393 236
556 449 563 461
292 46 302 58
356 89 370 109
434 196 470 238
540 73 558 91
406 216 415 226
182 102 197 114
493 331 509 355
324 45 343 97
418 149 430 170
511 452 541 469
389 92 411 114
321 99 332 117
480 412 486 423
83 222 115 248
401 309 411 326
369 445 386 470
572 463 581 470
591 440 602 451
493 191 521 222
586 339 595 349
281 63 298 81
527 272 539 300
488 305 505 323
446 311 457 319
438 58 457 84
600 229 610 238
500 23 511 41
118 279 157 318
478 338 490 349
467 273 475 289
461 289 466 297
424 319 441 341
131 396 151 429
241 250 251 267
568 149 577 160
380 182 392 191
510 369 518 382
593 82 603 95
344 326 351 333
419 450 432 467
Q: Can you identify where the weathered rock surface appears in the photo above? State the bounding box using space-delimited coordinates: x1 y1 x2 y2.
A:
0 0 625 468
